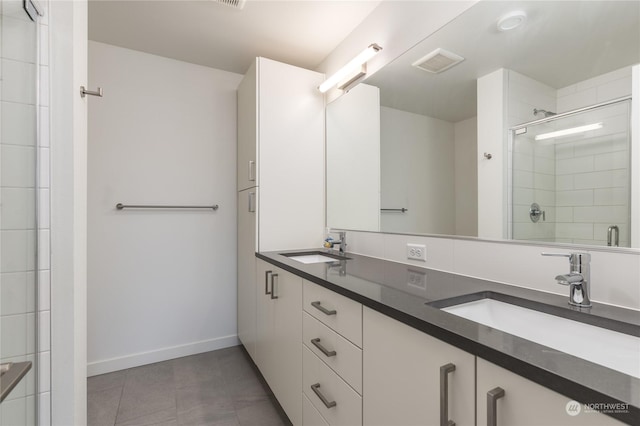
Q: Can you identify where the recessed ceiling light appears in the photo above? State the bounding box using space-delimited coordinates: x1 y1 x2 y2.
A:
496 11 527 32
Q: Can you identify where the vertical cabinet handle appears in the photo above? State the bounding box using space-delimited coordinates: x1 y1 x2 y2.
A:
248 191 256 213
311 301 336 316
440 363 456 426
248 160 256 182
270 273 278 299
487 387 505 426
310 338 337 357
310 383 337 408
264 271 272 295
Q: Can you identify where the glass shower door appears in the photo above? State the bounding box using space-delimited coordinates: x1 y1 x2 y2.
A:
511 99 632 247
0 0 40 424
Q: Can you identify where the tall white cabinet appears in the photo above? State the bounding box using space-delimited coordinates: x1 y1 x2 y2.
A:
237 57 325 424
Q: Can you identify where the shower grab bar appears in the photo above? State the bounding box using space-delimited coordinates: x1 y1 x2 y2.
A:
381 208 408 213
510 95 631 131
116 203 219 211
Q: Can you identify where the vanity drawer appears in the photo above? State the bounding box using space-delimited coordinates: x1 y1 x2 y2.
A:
303 345 362 426
303 280 362 347
303 393 330 426
303 312 362 394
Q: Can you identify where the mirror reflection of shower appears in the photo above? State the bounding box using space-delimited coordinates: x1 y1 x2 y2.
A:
510 95 632 247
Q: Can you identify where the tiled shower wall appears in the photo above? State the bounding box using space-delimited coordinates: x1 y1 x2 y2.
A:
510 66 632 246
0 0 51 424
554 67 632 246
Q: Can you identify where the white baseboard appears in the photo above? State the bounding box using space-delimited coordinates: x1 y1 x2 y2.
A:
87 334 240 377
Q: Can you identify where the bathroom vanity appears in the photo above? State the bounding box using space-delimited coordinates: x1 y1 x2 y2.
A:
241 250 639 426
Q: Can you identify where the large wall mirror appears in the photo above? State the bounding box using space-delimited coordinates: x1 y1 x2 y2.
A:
326 0 640 249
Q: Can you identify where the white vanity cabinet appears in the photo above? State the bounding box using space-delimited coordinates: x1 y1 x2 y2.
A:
255 258 303 425
236 57 324 380
302 280 363 425
477 358 624 426
362 307 475 426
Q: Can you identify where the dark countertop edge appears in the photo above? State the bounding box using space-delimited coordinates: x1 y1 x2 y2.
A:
0 361 32 403
256 252 640 425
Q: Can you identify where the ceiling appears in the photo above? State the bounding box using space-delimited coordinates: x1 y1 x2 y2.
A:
88 0 380 76
365 0 640 123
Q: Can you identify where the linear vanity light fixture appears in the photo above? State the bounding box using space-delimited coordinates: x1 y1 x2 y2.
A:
534 123 603 141
318 43 382 93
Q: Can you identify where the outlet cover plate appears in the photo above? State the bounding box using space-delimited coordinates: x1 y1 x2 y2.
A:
407 243 427 261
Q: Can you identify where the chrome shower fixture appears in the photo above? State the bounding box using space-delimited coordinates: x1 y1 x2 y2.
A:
533 108 556 118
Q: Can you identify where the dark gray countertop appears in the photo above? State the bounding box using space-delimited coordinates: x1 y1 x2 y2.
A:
257 249 640 424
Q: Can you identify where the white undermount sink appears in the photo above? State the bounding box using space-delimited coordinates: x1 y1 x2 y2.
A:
286 254 342 264
444 298 640 378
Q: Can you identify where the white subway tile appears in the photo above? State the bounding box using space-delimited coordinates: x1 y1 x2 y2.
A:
38 310 50 352
38 147 49 188
596 77 632 102
512 187 533 205
39 392 51 426
533 157 554 175
534 143 555 160
555 189 593 206
594 188 628 206
554 143 574 160
39 106 50 148
38 270 51 311
556 156 594 175
1 59 37 104
557 87 597 112
39 25 49 67
594 150 629 171
1 16 37 63
0 273 27 316
594 223 629 244
575 66 631 91
0 314 27 357
556 84 576 98
1 101 36 146
38 229 50 270
1 188 35 230
26 272 35 313
38 351 50 392
555 174 573 191
573 206 629 224
39 65 49 107
0 395 26 425
513 170 533 189
533 189 554 206
1 145 36 188
26 313 35 354
573 169 628 190
1 230 28 272
555 207 574 222
513 152 533 172
38 188 50 229
556 223 593 239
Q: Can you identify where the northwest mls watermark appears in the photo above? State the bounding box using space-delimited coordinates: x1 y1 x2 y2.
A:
565 400 630 416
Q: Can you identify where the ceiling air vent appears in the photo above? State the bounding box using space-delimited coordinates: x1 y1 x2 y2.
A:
412 48 464 74
214 0 246 10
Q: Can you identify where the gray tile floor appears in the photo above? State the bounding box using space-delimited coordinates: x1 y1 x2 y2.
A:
87 346 292 426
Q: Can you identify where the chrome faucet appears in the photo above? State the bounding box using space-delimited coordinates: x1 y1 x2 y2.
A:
324 231 347 255
542 252 591 308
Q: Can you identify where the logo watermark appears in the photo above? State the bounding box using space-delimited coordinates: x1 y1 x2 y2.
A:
566 400 630 416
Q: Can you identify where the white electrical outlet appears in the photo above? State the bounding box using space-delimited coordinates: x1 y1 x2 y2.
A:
406 243 426 261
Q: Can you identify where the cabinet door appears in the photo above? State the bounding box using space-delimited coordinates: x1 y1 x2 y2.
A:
237 189 257 360
255 259 276 381
477 359 624 426
363 307 475 426
270 268 303 426
237 59 257 191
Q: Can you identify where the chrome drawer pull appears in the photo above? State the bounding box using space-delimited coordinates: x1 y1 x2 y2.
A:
311 383 337 409
311 301 336 316
487 387 505 426
311 338 337 357
440 363 456 426
264 270 272 295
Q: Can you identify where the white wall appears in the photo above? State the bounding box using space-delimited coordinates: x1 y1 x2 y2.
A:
454 117 477 236
380 107 455 235
87 41 242 375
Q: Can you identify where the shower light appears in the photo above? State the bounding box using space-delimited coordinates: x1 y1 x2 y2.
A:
496 11 527 32
318 43 382 93
535 123 603 141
